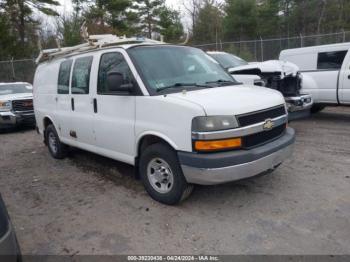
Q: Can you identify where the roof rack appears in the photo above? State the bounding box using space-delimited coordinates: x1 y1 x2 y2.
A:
36 34 164 64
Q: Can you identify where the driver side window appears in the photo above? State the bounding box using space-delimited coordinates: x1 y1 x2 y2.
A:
98 52 135 95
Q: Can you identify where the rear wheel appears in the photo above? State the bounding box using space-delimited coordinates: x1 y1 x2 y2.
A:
45 124 68 159
139 143 193 205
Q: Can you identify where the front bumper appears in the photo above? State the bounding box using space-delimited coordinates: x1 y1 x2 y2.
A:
285 94 313 113
0 111 35 129
179 127 295 185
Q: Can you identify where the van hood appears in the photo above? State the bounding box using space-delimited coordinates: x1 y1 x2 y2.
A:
0 93 33 101
228 60 299 78
168 85 285 116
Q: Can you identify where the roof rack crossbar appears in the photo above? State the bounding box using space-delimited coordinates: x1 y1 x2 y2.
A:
36 35 164 64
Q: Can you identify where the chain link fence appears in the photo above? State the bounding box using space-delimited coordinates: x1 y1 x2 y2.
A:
1 31 349 83
0 59 36 83
195 31 350 62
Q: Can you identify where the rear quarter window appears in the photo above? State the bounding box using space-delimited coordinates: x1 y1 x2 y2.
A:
317 51 348 70
58 60 73 94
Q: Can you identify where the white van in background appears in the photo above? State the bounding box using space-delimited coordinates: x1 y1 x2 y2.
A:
280 42 350 113
33 36 295 205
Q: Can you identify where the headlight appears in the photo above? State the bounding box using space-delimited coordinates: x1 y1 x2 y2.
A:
192 116 239 132
0 101 11 112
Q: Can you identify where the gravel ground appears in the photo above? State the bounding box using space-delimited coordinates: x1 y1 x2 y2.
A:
0 107 350 255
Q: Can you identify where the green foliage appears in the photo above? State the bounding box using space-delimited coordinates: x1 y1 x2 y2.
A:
0 12 17 59
0 0 59 59
224 0 257 40
133 0 165 38
256 0 280 37
83 0 133 35
158 7 184 42
57 15 83 47
192 0 223 45
2 0 350 61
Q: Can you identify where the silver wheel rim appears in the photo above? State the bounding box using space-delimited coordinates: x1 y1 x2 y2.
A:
48 132 58 154
147 158 174 194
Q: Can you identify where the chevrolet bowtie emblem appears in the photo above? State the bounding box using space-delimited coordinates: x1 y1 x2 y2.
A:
263 119 275 131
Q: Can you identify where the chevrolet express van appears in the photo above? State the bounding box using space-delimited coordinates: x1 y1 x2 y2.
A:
33 36 295 205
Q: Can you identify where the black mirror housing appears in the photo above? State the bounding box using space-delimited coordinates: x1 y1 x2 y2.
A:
107 72 133 93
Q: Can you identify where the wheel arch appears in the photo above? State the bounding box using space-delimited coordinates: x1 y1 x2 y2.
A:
42 116 58 144
43 116 57 131
134 132 179 179
136 132 178 159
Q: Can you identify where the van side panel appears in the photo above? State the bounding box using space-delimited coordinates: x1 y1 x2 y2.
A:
33 61 61 134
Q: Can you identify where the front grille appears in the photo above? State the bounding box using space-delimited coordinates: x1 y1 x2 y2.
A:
12 99 34 112
237 105 286 127
242 124 286 149
262 74 302 97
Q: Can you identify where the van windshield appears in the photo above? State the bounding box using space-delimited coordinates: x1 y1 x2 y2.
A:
128 46 237 94
0 84 32 95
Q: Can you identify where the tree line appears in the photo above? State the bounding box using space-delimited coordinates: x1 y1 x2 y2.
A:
191 0 350 45
1 0 350 60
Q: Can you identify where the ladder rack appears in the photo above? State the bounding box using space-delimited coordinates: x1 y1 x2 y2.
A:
36 35 164 64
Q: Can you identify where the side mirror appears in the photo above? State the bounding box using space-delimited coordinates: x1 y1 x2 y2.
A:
107 72 133 93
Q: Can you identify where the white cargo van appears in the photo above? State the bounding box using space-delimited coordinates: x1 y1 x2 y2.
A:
280 42 350 113
33 36 295 205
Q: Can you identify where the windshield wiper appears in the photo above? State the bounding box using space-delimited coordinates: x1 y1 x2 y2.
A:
156 83 211 92
206 79 238 86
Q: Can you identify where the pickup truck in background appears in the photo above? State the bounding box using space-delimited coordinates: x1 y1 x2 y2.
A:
208 51 313 119
280 42 350 113
0 82 35 130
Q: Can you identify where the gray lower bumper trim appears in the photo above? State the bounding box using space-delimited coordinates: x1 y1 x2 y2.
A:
181 143 294 185
178 127 295 169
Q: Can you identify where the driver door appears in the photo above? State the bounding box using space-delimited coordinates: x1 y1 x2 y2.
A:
92 51 136 165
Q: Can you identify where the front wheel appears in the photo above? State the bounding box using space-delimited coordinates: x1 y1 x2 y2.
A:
139 143 193 205
45 124 68 159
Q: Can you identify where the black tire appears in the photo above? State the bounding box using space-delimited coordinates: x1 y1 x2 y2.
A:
45 124 68 159
311 105 326 114
139 143 194 205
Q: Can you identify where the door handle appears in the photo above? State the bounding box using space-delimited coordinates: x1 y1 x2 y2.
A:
93 98 98 113
71 98 75 111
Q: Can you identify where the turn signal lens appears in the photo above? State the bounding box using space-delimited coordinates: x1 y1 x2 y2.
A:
195 138 242 152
